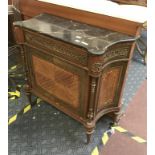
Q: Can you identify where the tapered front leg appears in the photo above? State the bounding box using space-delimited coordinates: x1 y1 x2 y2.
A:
108 110 125 127
85 122 95 144
20 45 32 105
113 111 125 125
24 84 32 105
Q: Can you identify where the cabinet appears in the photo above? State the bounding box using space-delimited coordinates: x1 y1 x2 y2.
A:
14 13 136 143
111 0 147 6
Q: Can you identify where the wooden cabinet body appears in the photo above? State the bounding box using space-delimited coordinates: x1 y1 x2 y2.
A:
14 13 136 143
111 0 147 6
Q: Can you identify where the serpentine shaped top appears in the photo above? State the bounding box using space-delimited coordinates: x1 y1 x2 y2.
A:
14 13 137 55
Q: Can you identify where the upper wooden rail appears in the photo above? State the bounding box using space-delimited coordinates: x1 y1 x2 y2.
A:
12 0 143 36
111 0 147 6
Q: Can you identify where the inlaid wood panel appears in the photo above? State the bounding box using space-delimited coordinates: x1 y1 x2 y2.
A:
98 67 122 110
32 55 80 108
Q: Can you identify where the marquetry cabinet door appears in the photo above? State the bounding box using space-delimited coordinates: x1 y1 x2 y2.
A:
24 45 89 119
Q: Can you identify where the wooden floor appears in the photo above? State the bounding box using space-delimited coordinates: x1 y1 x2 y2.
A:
100 80 147 155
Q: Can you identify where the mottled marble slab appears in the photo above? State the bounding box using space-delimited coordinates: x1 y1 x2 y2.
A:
14 13 136 54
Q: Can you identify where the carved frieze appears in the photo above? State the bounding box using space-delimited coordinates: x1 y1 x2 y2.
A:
103 46 130 63
24 31 88 65
91 44 130 74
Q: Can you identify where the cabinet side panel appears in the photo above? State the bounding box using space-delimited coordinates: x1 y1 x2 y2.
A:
32 55 80 108
98 66 122 110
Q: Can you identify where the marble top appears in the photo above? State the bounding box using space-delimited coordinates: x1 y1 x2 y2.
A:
14 13 137 54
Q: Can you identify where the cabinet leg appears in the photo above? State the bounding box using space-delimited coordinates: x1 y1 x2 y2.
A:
26 91 32 104
114 111 125 124
86 133 91 144
85 123 95 144
24 84 32 105
107 111 125 127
